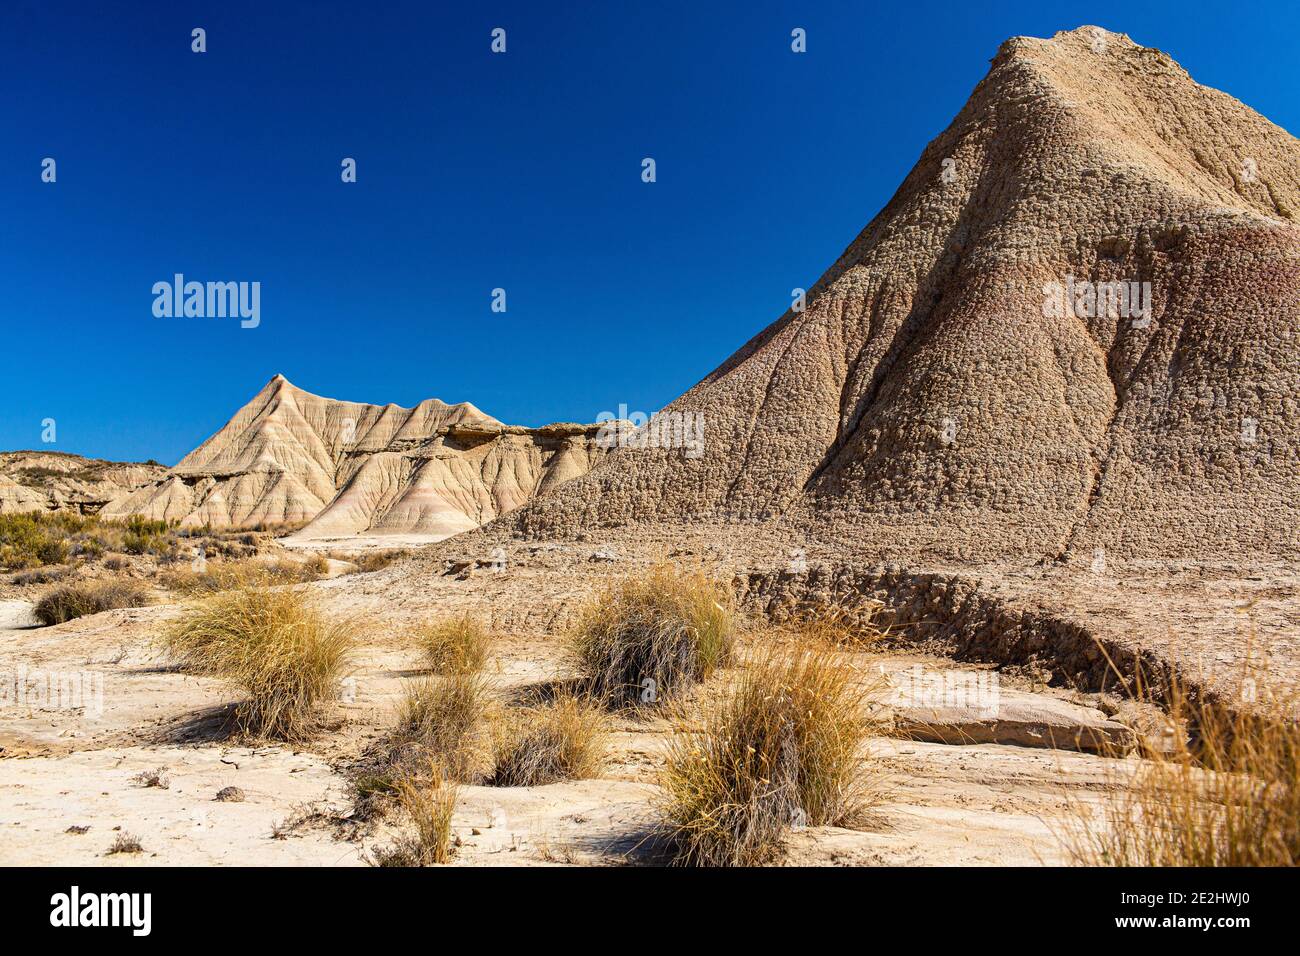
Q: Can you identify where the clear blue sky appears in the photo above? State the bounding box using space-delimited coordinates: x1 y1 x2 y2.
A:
2 1 1296 464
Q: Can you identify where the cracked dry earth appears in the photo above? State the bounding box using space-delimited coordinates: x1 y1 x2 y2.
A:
1 551 1144 868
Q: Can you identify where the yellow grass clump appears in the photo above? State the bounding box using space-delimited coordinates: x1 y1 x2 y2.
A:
389 674 491 782
490 693 609 786
414 615 491 675
159 556 328 594
337 549 409 574
1069 674 1300 867
570 563 734 707
658 647 878 866
369 761 459 866
787 600 891 650
160 585 356 740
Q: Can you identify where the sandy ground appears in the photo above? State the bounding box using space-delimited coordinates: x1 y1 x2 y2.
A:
0 574 1137 867
280 533 442 554
0 600 37 631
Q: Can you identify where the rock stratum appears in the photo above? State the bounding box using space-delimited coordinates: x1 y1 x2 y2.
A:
499 26 1298 567
102 375 611 540
0 451 167 516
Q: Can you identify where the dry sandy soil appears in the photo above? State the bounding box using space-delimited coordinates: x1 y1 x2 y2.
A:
0 544 1153 868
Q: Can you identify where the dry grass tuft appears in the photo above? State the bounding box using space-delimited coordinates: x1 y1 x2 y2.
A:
658 646 878 866
389 674 491 782
570 563 734 707
160 586 356 740
34 579 152 625
490 693 609 786
787 600 891 650
159 556 328 594
368 761 459 866
338 549 409 574
105 832 144 855
1068 674 1300 867
414 615 491 675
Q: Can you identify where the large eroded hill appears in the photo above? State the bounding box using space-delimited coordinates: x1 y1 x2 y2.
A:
501 26 1298 567
103 375 611 540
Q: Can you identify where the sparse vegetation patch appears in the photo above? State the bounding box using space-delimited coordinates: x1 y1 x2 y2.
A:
490 693 608 786
658 647 878 866
160 586 356 740
570 563 734 707
34 580 152 625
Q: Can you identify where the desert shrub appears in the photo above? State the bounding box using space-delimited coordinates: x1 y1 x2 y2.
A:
35 536 71 565
490 693 608 786
12 565 69 586
0 514 43 565
1068 677 1300 867
244 519 310 536
159 556 329 594
34 580 153 625
125 516 169 537
658 647 877 866
0 512 80 569
132 767 170 789
123 533 162 555
415 615 491 675
302 553 330 577
0 512 189 569
160 586 356 740
570 563 734 707
72 535 105 560
388 675 490 782
116 515 176 555
105 832 144 855
368 762 459 866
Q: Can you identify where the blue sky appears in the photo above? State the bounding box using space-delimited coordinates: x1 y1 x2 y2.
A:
2 1 1296 464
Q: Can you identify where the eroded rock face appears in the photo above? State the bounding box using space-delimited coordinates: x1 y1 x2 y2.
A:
101 375 611 539
507 26 1298 566
0 452 167 516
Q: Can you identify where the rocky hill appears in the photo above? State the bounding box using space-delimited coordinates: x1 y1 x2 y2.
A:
0 451 167 516
101 375 611 540
501 26 1298 567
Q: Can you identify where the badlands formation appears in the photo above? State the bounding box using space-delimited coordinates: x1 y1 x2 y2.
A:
508 28 1297 565
374 26 1298 697
1 27 1296 868
0 451 165 516
97 26 1299 696
102 374 612 543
